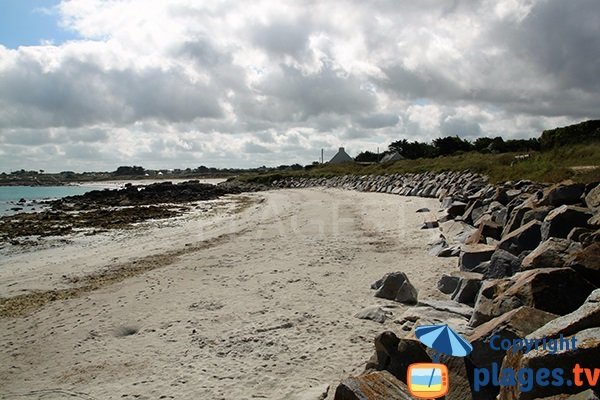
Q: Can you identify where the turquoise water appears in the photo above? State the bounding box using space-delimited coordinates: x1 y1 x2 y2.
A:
0 185 97 215
411 368 443 385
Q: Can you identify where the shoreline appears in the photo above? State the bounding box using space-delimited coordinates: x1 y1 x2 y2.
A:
0 188 450 399
1 170 598 399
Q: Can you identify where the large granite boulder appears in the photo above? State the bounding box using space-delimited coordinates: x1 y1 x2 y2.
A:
466 220 503 244
527 289 600 340
536 182 586 207
566 242 600 287
372 272 418 304
498 220 542 255
502 200 534 237
440 220 478 244
438 271 484 295
469 268 595 328
521 206 553 225
462 199 482 224
584 183 600 210
364 331 431 381
466 307 558 400
334 371 413 400
521 238 582 270
438 273 461 294
395 280 418 305
448 201 468 217
541 206 593 241
451 274 484 306
459 244 496 271
485 249 522 279
499 328 600 400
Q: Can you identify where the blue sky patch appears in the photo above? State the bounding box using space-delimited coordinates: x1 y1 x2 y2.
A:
0 0 78 48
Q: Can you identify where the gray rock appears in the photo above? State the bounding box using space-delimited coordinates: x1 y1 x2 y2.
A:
521 206 552 225
486 249 521 279
440 220 478 244
448 201 468 217
469 268 595 328
498 220 542 255
568 227 594 242
428 236 448 256
364 331 430 383
521 238 582 270
373 272 418 304
588 212 600 227
438 245 461 257
438 274 460 294
415 207 430 213
469 306 558 368
334 371 413 400
420 220 439 229
354 305 392 324
502 200 534 237
585 183 600 209
451 276 483 306
472 207 491 226
441 196 454 209
459 244 496 271
541 205 593 241
468 306 558 400
527 289 600 340
395 280 418 305
536 182 586 207
499 328 600 400
462 199 483 225
566 242 600 287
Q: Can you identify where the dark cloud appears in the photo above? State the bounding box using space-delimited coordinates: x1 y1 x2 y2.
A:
440 117 482 138
354 113 399 129
0 128 109 145
244 142 270 153
257 64 377 120
252 19 312 57
508 0 600 92
0 53 224 129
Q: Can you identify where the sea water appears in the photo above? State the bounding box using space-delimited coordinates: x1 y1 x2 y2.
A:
0 186 96 215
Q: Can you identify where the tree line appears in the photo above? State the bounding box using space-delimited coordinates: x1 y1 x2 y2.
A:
355 119 600 162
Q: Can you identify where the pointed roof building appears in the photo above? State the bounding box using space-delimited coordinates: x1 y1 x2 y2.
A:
379 151 405 163
329 147 354 164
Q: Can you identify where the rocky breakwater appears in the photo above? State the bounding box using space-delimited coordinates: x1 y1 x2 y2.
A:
0 180 268 243
273 173 599 400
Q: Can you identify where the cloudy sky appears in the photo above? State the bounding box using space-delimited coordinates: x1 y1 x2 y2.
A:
0 0 599 172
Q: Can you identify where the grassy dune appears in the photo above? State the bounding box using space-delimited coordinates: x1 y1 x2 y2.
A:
239 142 600 185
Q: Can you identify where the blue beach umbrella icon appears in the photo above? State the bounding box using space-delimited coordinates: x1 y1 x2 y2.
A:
415 324 473 361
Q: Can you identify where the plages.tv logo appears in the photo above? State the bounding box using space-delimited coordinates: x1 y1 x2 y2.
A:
407 324 473 399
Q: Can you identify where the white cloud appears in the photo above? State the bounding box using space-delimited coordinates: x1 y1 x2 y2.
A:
0 0 599 172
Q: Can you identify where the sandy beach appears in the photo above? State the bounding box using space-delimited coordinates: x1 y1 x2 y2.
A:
0 188 454 399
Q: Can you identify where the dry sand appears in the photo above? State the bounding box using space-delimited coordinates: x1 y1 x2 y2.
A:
0 188 454 399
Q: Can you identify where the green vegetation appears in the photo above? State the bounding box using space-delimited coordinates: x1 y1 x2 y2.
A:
238 141 600 185
237 119 600 185
540 120 600 149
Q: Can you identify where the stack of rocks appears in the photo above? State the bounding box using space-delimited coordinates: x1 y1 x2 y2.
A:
272 173 599 400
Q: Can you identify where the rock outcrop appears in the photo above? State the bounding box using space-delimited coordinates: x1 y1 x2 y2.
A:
275 173 600 400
